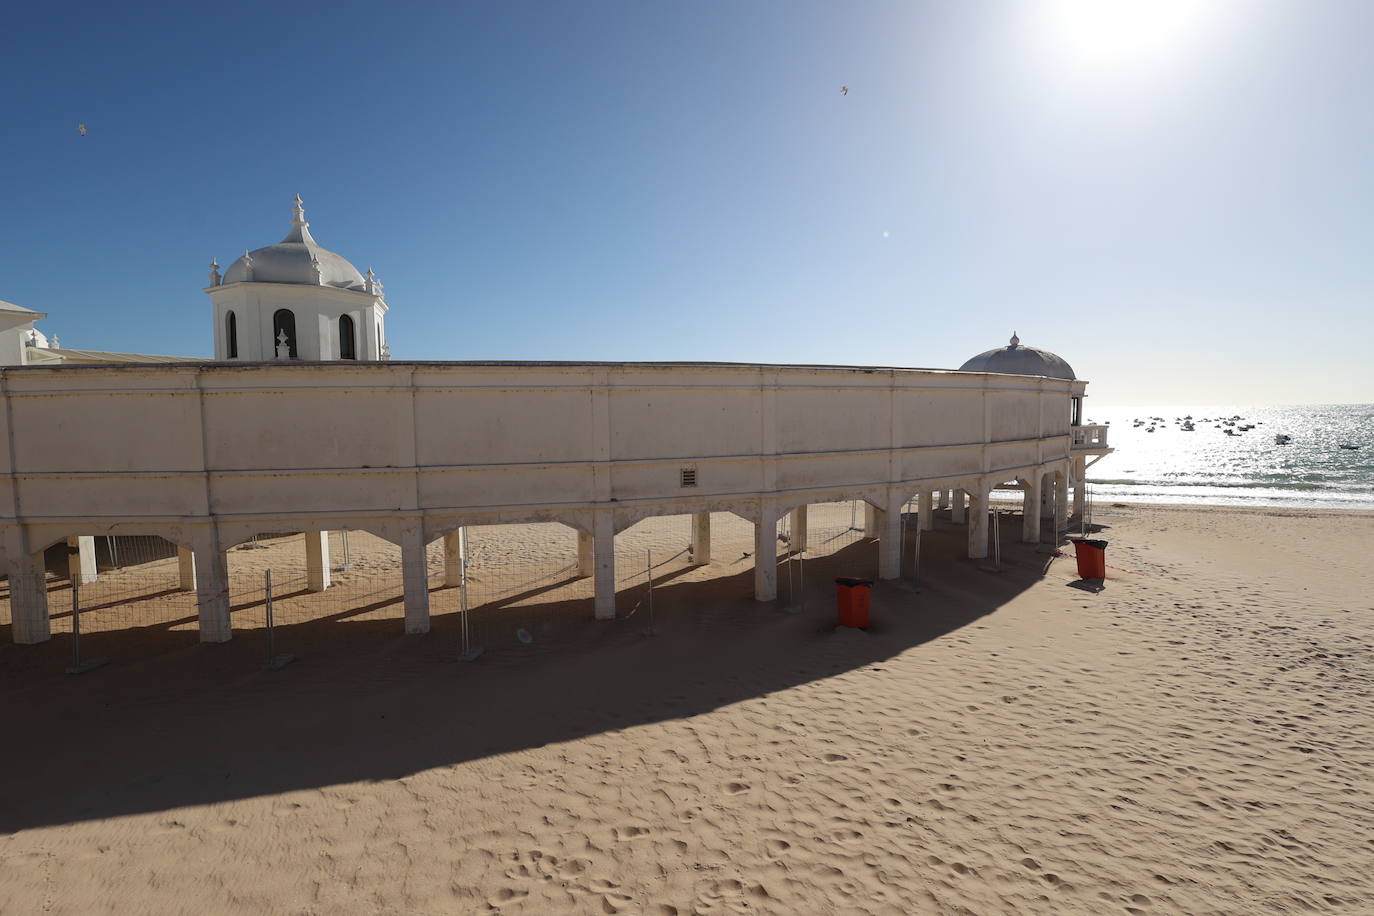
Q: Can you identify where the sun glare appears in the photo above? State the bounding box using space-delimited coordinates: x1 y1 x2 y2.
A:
1037 0 1228 75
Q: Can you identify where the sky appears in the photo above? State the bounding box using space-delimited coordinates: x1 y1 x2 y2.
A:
1 0 1370 405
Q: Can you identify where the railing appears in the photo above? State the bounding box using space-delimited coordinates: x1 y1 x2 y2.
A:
1071 424 1109 449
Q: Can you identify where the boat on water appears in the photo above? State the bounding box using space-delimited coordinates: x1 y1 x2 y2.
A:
1275 434 1292 445
1339 443 1361 450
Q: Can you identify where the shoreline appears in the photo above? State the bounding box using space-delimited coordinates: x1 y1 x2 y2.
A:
1083 498 1374 519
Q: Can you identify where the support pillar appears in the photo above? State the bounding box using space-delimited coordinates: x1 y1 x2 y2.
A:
689 512 711 565
443 528 465 587
753 503 779 601
1022 475 1042 543
66 536 97 584
576 528 595 577
951 489 967 524
787 505 808 554
399 528 430 634
9 549 51 645
938 489 950 510
193 534 231 643
863 502 881 538
877 500 901 579
305 530 331 592
919 490 935 531
177 546 196 591
1040 472 1055 519
1073 456 1087 518
967 487 989 559
592 513 616 620
1053 472 1069 537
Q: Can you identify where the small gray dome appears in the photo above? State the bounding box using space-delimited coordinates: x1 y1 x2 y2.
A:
223 196 366 290
959 332 1075 380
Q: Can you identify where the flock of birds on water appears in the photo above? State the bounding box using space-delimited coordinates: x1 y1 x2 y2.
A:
1106 415 1362 451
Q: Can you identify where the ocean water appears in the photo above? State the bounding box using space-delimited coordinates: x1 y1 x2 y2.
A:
1082 404 1374 510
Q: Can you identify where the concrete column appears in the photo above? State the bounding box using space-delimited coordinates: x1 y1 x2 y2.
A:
1073 456 1087 518
443 529 465 587
592 513 616 620
305 531 331 592
1022 475 1042 543
938 489 950 510
577 528 596 577
1054 473 1069 537
967 487 989 560
919 490 935 531
1040 472 1055 519
177 546 196 591
400 528 431 634
863 502 881 538
877 500 902 579
66 536 97 584
689 512 711 565
788 505 808 554
951 489 967 524
753 503 779 601
9 549 51 645
193 535 231 643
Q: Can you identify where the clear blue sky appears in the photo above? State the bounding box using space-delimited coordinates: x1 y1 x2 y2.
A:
2 0 1370 405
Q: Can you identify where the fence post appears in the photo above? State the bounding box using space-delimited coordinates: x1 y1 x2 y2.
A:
646 549 656 635
265 568 296 670
459 550 482 662
65 573 108 675
993 508 1002 570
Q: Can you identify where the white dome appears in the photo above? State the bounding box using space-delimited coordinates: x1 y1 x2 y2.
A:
222 196 366 290
959 333 1076 380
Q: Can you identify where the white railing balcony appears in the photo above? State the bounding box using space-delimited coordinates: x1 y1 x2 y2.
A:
1071 424 1109 449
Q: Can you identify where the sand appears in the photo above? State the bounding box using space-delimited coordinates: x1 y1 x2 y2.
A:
2 503 1372 914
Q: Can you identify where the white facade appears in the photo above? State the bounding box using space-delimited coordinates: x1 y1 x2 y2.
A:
207 197 388 362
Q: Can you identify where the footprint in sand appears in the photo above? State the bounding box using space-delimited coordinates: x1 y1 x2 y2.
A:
725 781 751 795
822 753 849 762
614 826 651 841
488 887 529 907
765 839 792 858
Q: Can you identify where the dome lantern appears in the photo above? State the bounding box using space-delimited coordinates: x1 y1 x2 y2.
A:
208 196 389 361
959 332 1075 380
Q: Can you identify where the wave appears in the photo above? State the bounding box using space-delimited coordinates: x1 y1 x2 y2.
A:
1088 476 1373 494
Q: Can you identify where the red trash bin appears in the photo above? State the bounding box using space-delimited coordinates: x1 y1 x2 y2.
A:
1069 538 1108 579
835 577 873 628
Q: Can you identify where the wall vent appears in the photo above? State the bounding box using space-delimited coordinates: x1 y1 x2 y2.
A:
679 466 698 488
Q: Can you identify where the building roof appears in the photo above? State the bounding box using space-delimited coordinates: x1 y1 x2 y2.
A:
0 299 47 333
222 196 366 290
24 347 196 366
958 333 1076 380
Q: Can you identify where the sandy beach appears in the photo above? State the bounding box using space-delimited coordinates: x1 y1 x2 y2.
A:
2 503 1372 914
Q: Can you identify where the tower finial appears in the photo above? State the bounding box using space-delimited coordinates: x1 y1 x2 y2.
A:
1009 331 1020 349
209 258 221 286
283 194 316 244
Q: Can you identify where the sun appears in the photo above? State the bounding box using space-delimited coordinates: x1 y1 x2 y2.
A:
1035 0 1229 76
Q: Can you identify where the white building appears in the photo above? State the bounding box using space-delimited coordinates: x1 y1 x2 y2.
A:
207 196 389 362
0 301 49 366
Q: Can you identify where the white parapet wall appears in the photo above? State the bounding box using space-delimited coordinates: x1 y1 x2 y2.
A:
0 361 1092 641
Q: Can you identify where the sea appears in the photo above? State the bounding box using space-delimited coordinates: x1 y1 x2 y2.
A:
1082 404 1374 511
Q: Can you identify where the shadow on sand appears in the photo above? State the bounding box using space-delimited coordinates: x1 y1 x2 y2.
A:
0 514 1070 833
